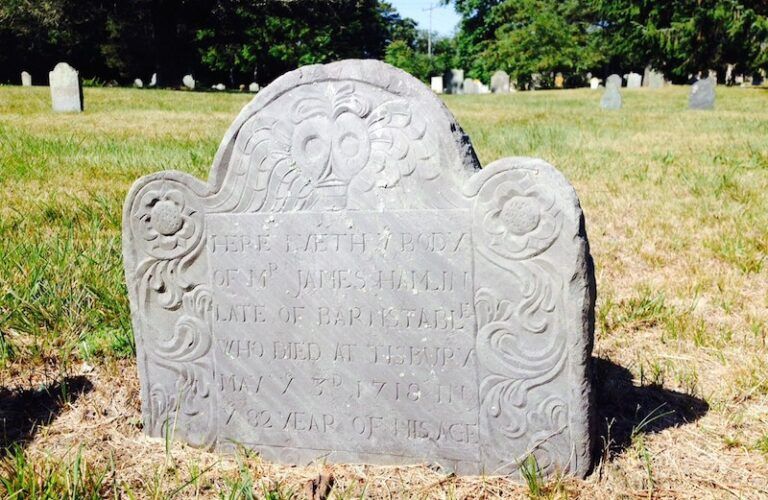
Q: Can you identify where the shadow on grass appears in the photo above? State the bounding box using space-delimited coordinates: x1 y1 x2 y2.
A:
593 357 709 458
0 376 92 453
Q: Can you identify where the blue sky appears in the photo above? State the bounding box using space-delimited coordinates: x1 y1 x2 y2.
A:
389 0 461 37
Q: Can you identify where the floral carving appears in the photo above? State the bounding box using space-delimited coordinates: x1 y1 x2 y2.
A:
132 184 203 260
473 168 561 262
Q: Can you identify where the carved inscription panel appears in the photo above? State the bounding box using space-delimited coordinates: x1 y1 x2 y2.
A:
208 211 479 464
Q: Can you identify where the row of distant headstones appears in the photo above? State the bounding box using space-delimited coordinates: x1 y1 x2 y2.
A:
22 62 264 113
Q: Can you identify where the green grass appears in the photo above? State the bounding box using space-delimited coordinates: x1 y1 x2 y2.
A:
0 83 767 497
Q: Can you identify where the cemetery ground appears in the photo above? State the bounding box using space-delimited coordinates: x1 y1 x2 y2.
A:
0 84 767 499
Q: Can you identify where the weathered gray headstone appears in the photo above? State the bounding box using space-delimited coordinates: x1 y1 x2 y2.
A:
626 72 642 89
430 76 443 94
648 70 664 89
182 74 195 90
530 73 542 90
490 71 510 93
444 69 464 94
134 78 144 88
21 71 32 86
689 76 715 109
249 82 260 93
589 77 601 90
49 62 83 112
123 59 596 478
149 73 157 87
463 78 480 94
214 83 226 91
600 74 622 110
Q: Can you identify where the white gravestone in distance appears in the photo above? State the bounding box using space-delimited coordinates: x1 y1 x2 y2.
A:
600 74 622 110
248 82 260 93
463 78 480 94
430 76 443 94
134 78 144 88
149 73 157 87
626 72 642 89
589 77 601 90
182 74 195 90
490 71 510 93
49 62 83 112
123 60 596 478
21 71 32 86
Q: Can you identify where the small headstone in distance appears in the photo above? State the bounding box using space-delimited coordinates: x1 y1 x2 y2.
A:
589 77 601 90
478 82 490 94
444 68 464 94
649 70 664 89
689 76 715 109
601 74 622 110
554 72 564 88
214 83 226 91
626 72 642 89
530 73 542 90
182 74 195 90
21 71 32 86
239 84 246 92
49 62 83 112
134 78 143 88
490 70 510 93
149 73 157 87
122 59 596 479
430 76 443 94
463 78 480 94
248 82 260 93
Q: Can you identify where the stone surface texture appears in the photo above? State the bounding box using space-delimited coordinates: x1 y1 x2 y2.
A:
431 76 443 94
21 71 31 86
490 71 510 93
626 72 642 88
600 74 622 110
689 77 715 109
123 59 596 478
49 62 82 112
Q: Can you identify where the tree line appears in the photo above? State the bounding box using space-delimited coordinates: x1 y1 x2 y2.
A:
1 0 766 88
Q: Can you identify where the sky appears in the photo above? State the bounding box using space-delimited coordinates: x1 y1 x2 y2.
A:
389 0 461 37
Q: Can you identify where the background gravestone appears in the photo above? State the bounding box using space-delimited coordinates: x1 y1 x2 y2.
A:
21 71 31 86
49 62 83 112
648 70 664 89
431 76 443 94
689 76 715 109
182 74 195 90
149 73 157 87
554 73 564 88
134 78 143 88
123 59 596 478
444 69 464 94
463 78 480 94
601 74 622 110
626 72 642 88
490 70 510 93
589 77 601 89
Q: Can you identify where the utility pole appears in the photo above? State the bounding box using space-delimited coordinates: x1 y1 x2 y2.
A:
422 2 436 57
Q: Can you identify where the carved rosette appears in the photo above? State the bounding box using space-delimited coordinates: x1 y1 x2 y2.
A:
466 159 577 475
126 177 216 447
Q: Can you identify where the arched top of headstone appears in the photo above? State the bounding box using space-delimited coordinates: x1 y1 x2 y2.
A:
122 59 595 478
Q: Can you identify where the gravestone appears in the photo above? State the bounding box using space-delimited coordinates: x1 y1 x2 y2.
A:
183 74 195 90
444 69 464 94
554 73 564 89
462 78 480 94
249 82 260 93
214 83 226 91
530 73 542 90
478 82 490 94
21 71 31 86
600 74 622 110
490 71 510 93
149 73 157 87
648 70 664 89
123 59 596 478
134 78 144 88
431 76 443 94
49 62 83 112
589 77 601 90
626 72 642 89
689 77 715 109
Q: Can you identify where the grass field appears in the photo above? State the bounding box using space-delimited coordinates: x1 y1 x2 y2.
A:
1 83 767 498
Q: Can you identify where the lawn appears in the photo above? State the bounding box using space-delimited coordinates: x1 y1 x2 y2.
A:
1 84 767 498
